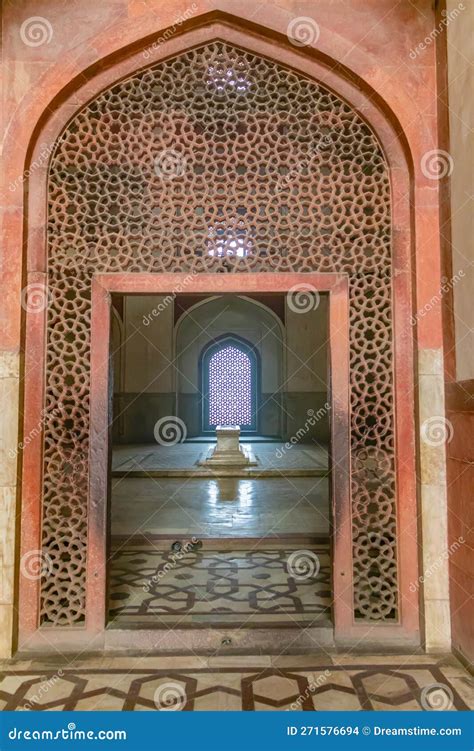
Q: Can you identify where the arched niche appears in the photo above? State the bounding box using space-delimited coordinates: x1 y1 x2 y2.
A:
175 295 283 438
200 333 260 433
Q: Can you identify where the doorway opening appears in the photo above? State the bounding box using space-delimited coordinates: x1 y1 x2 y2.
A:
107 291 332 632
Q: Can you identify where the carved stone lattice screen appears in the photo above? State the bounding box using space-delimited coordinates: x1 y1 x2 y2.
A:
44 42 396 625
204 339 257 431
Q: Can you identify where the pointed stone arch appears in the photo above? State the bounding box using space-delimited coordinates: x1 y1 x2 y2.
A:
18 19 419 650
200 333 260 433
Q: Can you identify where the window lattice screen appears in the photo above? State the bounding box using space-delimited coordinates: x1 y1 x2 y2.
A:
207 345 254 428
43 42 397 625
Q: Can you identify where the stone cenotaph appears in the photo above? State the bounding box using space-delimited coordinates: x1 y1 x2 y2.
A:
200 425 257 468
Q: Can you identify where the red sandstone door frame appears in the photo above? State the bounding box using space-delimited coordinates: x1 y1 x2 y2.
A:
87 272 352 642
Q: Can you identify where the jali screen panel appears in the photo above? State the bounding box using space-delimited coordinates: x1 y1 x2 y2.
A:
44 42 396 625
204 340 257 431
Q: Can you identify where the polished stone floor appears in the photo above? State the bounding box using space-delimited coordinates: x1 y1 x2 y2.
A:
1 654 472 711
111 476 330 538
108 543 331 627
112 442 328 477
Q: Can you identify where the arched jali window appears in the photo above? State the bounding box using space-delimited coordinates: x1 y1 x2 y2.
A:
201 336 258 433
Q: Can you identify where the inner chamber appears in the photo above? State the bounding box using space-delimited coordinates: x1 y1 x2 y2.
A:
108 291 332 630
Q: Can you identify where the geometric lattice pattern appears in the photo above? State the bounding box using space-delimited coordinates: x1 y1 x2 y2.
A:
1 658 472 711
108 546 331 625
44 42 396 624
208 345 254 428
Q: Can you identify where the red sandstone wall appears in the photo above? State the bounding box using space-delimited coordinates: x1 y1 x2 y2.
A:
2 1 445 369
1 0 462 654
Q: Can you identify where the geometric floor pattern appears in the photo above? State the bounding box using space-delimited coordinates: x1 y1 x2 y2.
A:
108 545 331 627
0 655 472 711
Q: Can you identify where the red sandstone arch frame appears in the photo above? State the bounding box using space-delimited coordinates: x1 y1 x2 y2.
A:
17 18 419 652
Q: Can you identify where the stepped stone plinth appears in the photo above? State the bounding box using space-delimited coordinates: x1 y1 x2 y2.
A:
199 425 257 468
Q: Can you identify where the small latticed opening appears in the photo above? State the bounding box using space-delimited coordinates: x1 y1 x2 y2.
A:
206 51 252 93
207 222 253 258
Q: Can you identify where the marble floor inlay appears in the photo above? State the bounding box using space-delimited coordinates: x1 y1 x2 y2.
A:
0 655 472 711
108 544 331 627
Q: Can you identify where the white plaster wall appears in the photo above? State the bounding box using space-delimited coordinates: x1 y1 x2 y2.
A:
122 296 174 394
285 295 328 391
176 296 283 394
